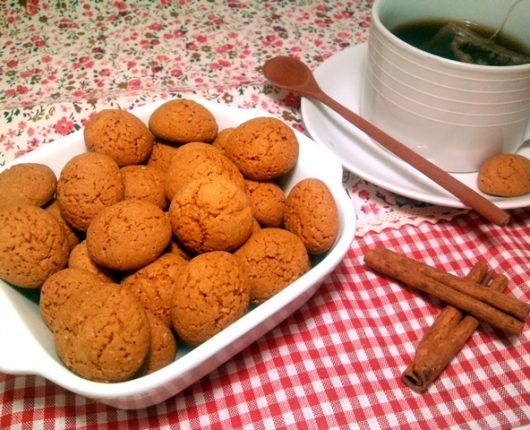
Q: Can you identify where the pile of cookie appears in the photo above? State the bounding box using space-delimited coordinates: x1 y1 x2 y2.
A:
0 99 339 383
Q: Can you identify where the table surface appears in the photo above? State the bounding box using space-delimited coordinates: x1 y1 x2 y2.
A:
1 1 529 429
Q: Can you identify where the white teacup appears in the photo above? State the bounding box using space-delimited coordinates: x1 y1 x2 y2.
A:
360 0 530 173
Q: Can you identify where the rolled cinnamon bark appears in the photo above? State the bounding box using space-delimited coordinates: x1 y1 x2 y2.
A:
364 247 527 336
402 264 509 392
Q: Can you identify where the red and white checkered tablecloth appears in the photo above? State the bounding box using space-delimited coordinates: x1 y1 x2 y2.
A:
1 208 529 430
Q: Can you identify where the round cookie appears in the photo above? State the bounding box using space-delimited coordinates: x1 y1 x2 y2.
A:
40 268 106 331
146 139 181 175
148 99 218 143
68 240 116 283
44 200 80 251
0 163 56 210
164 142 245 201
168 176 254 253
224 117 299 180
478 153 530 197
84 109 154 166
57 152 124 232
121 253 188 327
171 251 249 346
139 312 177 376
211 127 234 154
235 228 310 304
121 165 167 210
86 199 172 271
0 205 69 288
283 178 339 254
54 283 150 382
245 179 286 227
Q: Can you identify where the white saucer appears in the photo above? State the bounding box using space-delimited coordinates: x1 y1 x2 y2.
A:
300 43 530 209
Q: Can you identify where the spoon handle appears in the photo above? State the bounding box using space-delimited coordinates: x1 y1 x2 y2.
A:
313 91 511 226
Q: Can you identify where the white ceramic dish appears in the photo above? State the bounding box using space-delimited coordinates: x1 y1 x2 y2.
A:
0 98 356 410
300 43 530 209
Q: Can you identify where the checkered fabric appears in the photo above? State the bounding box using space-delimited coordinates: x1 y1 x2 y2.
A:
1 208 529 429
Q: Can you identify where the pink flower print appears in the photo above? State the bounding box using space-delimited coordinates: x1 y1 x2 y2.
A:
127 79 141 90
31 35 46 47
186 42 198 50
114 1 127 11
149 22 163 31
16 85 29 94
283 93 300 108
54 117 74 135
170 68 182 77
99 69 111 77
18 121 26 130
358 190 370 200
6 60 18 68
27 127 35 137
4 89 16 97
127 61 136 69
41 55 52 63
25 0 39 16
215 44 233 54
361 202 379 215
194 34 207 43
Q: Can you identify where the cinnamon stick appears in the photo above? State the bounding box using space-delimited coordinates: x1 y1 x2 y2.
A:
364 247 528 336
402 264 509 392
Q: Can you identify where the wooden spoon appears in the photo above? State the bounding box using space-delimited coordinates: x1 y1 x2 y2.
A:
262 55 510 226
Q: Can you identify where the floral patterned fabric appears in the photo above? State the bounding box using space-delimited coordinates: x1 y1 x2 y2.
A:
0 0 468 234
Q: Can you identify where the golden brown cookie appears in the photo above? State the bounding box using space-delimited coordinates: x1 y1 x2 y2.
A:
40 268 106 331
283 178 339 254
224 117 299 180
478 153 530 197
148 99 218 143
164 142 246 201
54 283 150 382
121 165 167 210
211 127 234 154
86 199 172 271
171 251 249 346
121 253 188 327
44 200 80 251
146 139 181 175
245 179 285 227
168 176 254 253
0 163 57 210
235 228 310 304
68 240 116 283
138 312 177 376
0 205 69 288
84 109 154 166
57 152 124 232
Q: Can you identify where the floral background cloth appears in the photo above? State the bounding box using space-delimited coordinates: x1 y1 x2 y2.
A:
0 0 469 235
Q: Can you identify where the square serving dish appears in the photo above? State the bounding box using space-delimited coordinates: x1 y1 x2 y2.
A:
0 98 356 409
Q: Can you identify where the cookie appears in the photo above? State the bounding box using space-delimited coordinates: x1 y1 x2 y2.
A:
121 165 167 210
245 179 285 227
168 176 254 253
283 178 339 254
146 139 181 175
478 153 530 197
68 240 116 283
44 200 80 251
235 228 310 304
0 205 69 288
54 283 150 382
0 163 57 210
148 99 218 143
224 117 299 180
139 312 177 375
170 251 249 346
121 253 188 327
57 152 124 232
86 199 172 271
211 127 234 154
84 109 154 166
164 142 245 201
40 268 106 331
